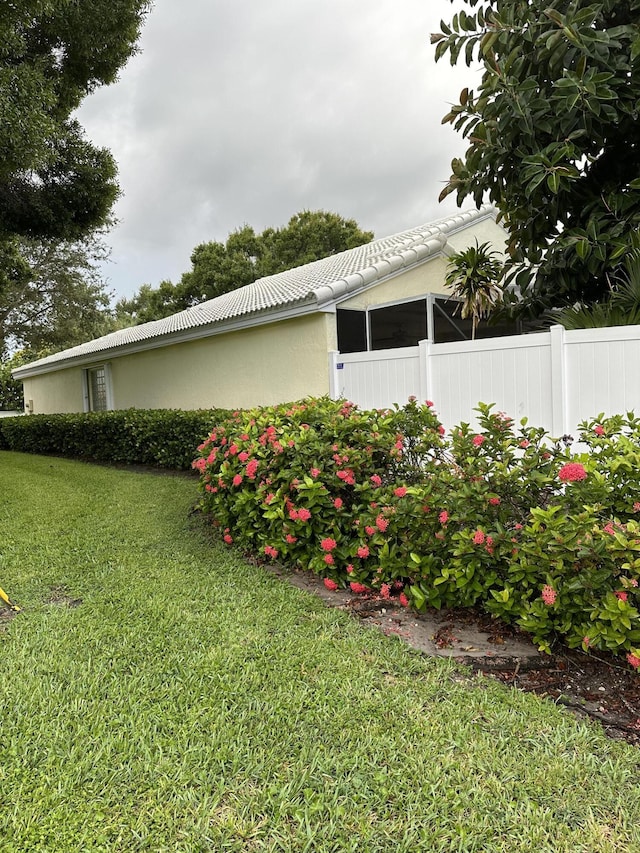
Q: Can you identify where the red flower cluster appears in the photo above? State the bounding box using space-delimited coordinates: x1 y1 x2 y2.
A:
558 462 587 482
323 578 338 591
541 584 556 605
349 582 367 594
321 537 337 552
394 486 407 498
263 545 278 559
472 434 485 447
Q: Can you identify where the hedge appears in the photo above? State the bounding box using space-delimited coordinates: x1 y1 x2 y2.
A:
0 408 232 470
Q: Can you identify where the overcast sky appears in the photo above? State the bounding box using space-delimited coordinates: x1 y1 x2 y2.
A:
76 0 479 301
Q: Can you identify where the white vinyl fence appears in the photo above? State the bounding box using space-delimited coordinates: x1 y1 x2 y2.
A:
329 324 640 437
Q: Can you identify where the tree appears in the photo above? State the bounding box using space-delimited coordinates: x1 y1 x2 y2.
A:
0 0 151 260
444 240 504 338
433 1 640 316
116 211 374 324
556 247 640 329
0 234 114 358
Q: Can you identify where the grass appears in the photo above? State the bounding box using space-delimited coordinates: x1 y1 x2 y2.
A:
1 452 640 852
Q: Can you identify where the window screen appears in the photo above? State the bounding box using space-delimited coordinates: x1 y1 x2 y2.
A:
369 299 427 350
336 309 367 353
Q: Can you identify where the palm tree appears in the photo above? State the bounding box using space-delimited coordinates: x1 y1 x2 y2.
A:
444 240 504 339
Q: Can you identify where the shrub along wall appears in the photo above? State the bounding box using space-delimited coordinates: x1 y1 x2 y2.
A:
193 397 640 670
0 408 231 469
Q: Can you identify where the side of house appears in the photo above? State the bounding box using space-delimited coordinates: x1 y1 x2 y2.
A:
14 206 507 414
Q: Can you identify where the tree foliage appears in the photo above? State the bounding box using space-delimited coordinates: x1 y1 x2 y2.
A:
116 211 374 325
433 1 640 314
0 0 151 245
0 234 114 359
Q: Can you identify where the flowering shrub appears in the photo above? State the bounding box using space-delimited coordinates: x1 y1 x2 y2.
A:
193 400 640 670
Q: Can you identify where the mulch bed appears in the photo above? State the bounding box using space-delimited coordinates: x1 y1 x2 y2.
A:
403 606 640 747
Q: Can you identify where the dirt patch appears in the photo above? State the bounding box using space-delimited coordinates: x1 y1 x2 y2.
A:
46 585 83 608
0 603 18 627
266 563 640 747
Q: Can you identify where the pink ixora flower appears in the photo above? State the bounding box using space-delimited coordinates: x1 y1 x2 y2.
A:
238 451 249 463
297 507 312 522
323 577 338 591
615 591 629 602
349 582 368 594
541 585 557 605
394 486 407 498
583 636 591 648
472 434 485 447
310 467 321 478
365 526 376 537
346 564 354 574
263 545 278 559
626 652 640 670
425 400 434 408
488 497 501 506
634 502 640 513
324 554 334 565
246 459 259 480
594 425 605 436
321 537 337 552
232 474 243 487
558 462 587 483
399 592 409 607
439 510 449 525
519 439 530 448
376 515 389 532
333 497 343 509
357 545 370 559
285 534 297 544
223 533 233 545
370 474 382 487
473 529 486 545
380 583 391 599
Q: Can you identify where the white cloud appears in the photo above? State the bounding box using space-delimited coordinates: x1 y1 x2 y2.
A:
76 0 478 299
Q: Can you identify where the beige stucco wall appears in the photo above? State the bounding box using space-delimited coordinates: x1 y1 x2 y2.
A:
22 312 334 414
22 367 84 414
446 217 508 257
338 257 450 310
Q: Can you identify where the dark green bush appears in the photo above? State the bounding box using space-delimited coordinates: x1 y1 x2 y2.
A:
0 408 232 469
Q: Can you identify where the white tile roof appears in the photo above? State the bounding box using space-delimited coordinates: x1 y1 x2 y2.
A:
14 205 495 377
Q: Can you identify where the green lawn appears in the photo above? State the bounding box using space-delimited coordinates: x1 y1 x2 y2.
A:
1 451 640 852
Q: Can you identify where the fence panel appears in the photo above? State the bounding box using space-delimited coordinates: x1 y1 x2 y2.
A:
427 334 555 432
565 327 640 432
331 325 640 436
331 347 422 411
